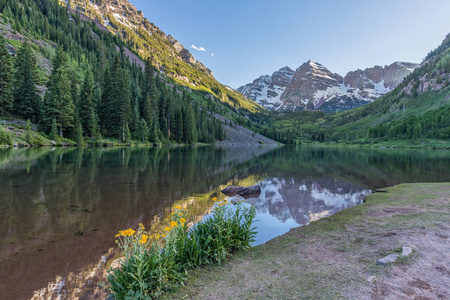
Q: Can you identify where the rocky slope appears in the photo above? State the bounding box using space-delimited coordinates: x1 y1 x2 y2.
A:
238 60 418 112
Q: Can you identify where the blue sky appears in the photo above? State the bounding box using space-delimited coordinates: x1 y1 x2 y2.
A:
129 0 450 89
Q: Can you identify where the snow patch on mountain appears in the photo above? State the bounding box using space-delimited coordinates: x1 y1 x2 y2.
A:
237 67 294 110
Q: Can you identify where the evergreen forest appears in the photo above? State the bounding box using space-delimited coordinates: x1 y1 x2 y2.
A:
0 0 229 146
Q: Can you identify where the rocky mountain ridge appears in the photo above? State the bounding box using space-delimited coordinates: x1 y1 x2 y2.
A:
64 0 213 78
238 60 419 112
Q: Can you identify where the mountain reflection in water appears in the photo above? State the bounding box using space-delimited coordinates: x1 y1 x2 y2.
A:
244 178 371 245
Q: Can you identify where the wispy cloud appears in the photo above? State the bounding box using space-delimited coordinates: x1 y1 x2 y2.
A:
211 53 215 57
191 45 206 52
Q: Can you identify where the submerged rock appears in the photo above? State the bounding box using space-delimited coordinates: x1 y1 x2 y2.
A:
221 185 261 199
237 185 261 198
221 186 245 196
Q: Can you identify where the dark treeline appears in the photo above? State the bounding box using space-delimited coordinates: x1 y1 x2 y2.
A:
0 0 224 144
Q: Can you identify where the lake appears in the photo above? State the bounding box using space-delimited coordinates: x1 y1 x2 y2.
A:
1 145 449 299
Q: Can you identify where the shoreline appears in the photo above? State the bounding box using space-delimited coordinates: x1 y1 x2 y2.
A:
303 138 450 149
162 183 450 299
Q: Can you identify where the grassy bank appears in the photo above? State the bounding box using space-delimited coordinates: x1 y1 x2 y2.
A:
0 122 199 148
163 183 450 299
303 138 450 149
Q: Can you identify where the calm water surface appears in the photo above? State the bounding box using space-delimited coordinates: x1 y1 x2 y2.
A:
1 145 449 299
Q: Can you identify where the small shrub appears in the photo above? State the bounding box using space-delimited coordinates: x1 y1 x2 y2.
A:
0 127 12 145
171 199 256 268
34 134 44 146
107 199 257 299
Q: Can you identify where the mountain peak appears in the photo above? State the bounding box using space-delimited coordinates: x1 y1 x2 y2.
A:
278 66 294 72
239 59 418 112
305 60 321 67
298 60 331 75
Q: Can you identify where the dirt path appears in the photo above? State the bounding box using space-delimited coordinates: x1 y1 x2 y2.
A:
163 183 450 299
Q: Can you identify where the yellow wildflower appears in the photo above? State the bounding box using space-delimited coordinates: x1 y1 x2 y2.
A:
161 234 165 238
178 213 182 216
164 226 171 231
171 211 175 215
173 205 182 210
155 234 160 240
138 234 149 244
212 197 218 201
170 221 178 228
180 218 186 223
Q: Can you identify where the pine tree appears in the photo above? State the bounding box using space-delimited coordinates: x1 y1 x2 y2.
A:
185 104 197 144
137 118 148 143
142 93 153 125
124 122 131 143
41 47 76 138
130 98 140 139
70 72 79 107
76 122 84 146
175 106 183 143
14 41 40 122
129 78 141 136
141 59 159 126
78 69 97 137
99 56 131 138
158 88 168 138
0 34 14 116
148 112 160 144
50 118 58 140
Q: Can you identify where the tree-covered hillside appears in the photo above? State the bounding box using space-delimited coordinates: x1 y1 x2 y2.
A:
0 0 268 146
57 0 261 112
